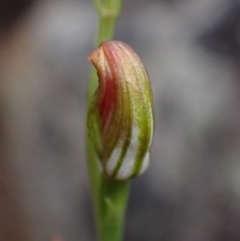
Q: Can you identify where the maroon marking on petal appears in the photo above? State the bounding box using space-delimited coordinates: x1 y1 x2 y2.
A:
98 73 117 131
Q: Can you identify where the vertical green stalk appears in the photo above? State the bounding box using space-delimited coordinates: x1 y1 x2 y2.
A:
86 1 129 241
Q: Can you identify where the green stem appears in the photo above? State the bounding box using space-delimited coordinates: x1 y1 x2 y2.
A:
88 0 124 98
98 178 130 241
87 1 129 241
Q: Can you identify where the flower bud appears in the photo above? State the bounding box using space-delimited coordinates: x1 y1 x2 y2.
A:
88 41 154 180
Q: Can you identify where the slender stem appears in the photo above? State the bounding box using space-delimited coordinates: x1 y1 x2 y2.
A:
87 1 129 241
88 0 123 99
98 178 130 241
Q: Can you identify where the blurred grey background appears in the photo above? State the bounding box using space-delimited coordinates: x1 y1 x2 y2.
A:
1 0 240 240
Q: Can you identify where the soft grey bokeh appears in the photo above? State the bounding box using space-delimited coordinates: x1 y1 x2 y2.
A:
1 0 240 240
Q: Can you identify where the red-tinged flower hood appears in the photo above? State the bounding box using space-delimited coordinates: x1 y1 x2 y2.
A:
88 41 154 180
